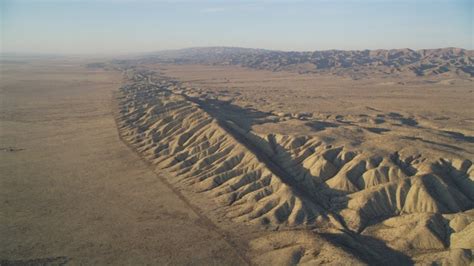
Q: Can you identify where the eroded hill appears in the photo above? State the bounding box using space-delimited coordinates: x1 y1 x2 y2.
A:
115 69 474 265
139 47 474 78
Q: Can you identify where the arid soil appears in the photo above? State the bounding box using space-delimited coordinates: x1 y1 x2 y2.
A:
0 59 248 265
1 56 473 265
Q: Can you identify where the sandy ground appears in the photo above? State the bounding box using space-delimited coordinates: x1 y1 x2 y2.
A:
0 59 248 265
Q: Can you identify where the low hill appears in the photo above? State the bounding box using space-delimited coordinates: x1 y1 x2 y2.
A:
141 46 474 78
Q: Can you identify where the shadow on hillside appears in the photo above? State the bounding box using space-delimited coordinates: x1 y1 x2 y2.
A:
196 97 275 131
401 136 466 152
319 232 414 265
305 121 340 131
441 130 474 144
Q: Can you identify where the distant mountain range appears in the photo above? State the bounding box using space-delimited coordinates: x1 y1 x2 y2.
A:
139 47 474 78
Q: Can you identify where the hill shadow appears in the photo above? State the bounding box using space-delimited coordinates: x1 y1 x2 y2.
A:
401 136 466 152
441 130 474 144
194 97 275 131
305 121 340 132
364 127 391 134
319 231 414 265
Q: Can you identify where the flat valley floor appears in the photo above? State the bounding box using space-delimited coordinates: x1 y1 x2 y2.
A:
0 59 248 265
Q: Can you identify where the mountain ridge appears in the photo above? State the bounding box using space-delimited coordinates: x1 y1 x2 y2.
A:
139 46 474 78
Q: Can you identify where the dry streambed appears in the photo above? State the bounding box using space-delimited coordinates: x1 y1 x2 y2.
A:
115 70 474 265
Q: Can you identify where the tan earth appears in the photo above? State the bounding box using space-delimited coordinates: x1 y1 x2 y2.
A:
0 58 249 265
1 55 473 265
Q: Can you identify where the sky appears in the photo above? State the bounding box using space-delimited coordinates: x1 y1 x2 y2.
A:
1 0 473 54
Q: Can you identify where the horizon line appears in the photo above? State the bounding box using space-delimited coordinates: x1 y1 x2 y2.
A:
1 45 472 57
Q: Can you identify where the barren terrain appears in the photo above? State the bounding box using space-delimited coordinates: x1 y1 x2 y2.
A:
0 58 248 265
114 50 473 264
1 49 473 265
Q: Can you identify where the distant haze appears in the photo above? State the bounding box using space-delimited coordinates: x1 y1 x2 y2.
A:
2 0 473 55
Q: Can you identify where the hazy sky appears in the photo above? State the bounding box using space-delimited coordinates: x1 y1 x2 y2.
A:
1 0 472 54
